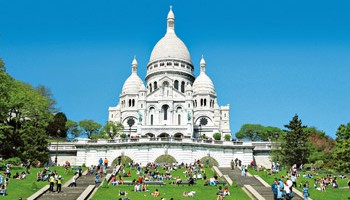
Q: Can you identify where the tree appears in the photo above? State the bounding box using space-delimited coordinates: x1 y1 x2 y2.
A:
333 123 350 173
235 124 283 141
46 112 67 138
66 120 81 139
213 132 221 140
79 119 101 139
280 114 309 166
305 127 335 164
35 85 57 113
224 134 231 141
101 122 124 139
0 80 52 162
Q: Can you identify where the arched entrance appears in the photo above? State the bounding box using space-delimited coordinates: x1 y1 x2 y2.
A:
112 155 133 166
145 133 155 138
200 156 219 167
158 133 169 138
154 155 177 165
174 132 184 138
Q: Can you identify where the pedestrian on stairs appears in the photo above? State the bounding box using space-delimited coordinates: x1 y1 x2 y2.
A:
230 160 235 170
49 175 55 192
56 176 62 193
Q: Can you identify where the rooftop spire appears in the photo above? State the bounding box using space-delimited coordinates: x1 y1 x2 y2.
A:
132 56 138 73
167 6 175 32
200 55 206 73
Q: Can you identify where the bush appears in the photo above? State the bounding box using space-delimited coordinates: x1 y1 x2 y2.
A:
213 133 221 140
303 163 312 170
224 134 231 141
120 133 127 139
5 157 22 165
314 160 324 170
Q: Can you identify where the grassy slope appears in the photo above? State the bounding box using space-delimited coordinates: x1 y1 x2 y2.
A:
92 166 250 200
249 169 350 199
2 166 80 199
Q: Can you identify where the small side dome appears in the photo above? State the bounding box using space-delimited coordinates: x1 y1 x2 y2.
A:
193 56 216 95
122 57 145 94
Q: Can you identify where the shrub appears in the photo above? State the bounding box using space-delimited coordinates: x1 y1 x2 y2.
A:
5 157 21 165
314 160 324 170
120 133 127 139
213 133 221 140
303 163 312 170
224 134 231 141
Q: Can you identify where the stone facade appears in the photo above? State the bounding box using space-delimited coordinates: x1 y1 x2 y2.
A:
108 7 231 139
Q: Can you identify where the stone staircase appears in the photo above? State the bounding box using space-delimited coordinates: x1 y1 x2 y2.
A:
37 168 113 200
219 167 302 200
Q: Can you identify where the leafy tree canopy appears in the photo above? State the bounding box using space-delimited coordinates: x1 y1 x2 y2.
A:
235 124 284 141
79 119 101 139
101 121 124 139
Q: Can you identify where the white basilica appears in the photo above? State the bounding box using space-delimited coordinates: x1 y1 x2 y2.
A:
108 7 231 139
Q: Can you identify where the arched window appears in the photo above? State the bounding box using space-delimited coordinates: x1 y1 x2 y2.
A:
178 114 181 125
132 99 135 107
149 107 155 125
162 105 169 120
149 83 153 92
200 99 203 107
204 99 207 106
174 80 179 90
154 81 158 90
129 99 131 107
181 81 185 93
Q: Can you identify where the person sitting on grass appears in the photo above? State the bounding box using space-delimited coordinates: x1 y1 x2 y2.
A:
111 176 118 186
20 172 26 180
118 175 124 185
0 185 6 196
142 183 148 192
223 187 230 196
119 190 128 196
151 188 160 197
209 176 216 186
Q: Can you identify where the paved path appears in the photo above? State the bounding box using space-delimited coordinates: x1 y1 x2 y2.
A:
37 168 112 200
219 167 302 200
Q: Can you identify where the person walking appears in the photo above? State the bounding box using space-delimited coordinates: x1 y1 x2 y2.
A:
56 176 62 193
49 175 55 192
302 184 309 200
230 160 234 170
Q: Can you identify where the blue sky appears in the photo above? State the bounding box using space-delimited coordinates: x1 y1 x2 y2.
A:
1 0 349 138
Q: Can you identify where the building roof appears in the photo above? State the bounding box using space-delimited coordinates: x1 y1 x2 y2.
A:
149 7 192 64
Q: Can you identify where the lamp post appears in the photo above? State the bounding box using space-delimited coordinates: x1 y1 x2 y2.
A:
55 129 61 166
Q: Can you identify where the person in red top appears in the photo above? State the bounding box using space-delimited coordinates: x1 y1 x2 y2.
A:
137 175 143 184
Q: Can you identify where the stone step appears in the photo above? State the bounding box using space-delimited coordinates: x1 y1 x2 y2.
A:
39 187 86 200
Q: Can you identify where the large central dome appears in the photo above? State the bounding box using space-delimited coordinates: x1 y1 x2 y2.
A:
149 7 192 64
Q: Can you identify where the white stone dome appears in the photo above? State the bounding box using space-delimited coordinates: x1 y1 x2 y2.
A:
193 56 216 95
122 74 144 94
193 73 215 95
122 57 144 94
149 7 192 64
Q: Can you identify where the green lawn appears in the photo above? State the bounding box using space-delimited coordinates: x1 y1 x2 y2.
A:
1 166 81 199
92 165 251 200
249 168 350 199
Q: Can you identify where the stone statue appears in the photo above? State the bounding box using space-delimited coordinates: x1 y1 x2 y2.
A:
138 112 143 122
187 111 191 121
